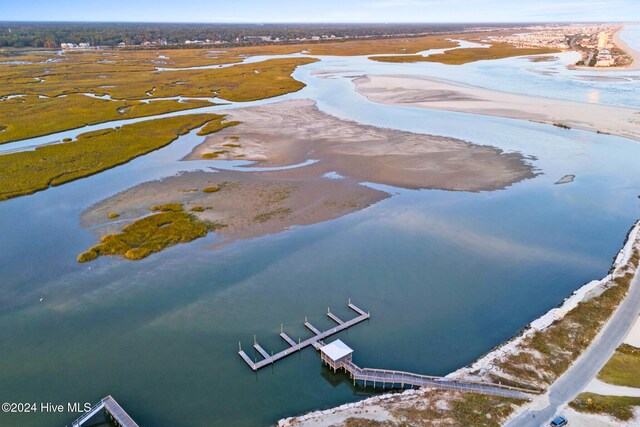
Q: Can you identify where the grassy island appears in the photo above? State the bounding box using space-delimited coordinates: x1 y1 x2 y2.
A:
0 113 231 201
78 204 225 262
370 44 560 65
0 95 213 144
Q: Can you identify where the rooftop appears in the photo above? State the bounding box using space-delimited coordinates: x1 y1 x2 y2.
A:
320 339 353 361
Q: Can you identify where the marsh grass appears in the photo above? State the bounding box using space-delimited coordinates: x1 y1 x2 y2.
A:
0 95 212 144
253 207 292 223
150 203 184 212
0 113 223 201
570 393 640 421
78 210 225 262
203 186 221 193
371 44 559 65
196 117 240 136
0 53 314 143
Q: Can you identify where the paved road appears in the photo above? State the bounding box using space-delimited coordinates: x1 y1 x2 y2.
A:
504 271 640 427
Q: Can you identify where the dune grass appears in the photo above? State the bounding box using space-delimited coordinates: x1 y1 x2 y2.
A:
598 344 640 388
370 44 559 65
0 113 227 201
391 391 523 427
570 392 640 421
78 205 225 262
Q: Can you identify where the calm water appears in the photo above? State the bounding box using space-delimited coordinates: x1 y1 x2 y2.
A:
1 27 640 427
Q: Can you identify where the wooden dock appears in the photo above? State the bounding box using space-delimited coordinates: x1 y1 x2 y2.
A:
71 395 139 427
338 360 537 399
239 300 369 371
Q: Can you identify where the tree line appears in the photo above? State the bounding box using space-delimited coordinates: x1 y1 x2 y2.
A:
0 22 483 48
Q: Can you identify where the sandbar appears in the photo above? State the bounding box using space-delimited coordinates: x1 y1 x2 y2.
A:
187 99 536 192
354 75 640 142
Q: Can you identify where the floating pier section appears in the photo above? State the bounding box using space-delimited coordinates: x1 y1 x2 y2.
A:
71 395 138 427
239 299 369 371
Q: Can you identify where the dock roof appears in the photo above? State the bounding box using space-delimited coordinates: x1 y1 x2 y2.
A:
320 339 353 361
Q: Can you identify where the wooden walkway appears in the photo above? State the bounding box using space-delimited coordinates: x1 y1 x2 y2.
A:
71 395 139 427
338 360 538 399
239 300 369 371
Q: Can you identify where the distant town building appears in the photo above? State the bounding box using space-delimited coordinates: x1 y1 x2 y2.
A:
596 49 614 67
61 42 91 50
597 32 608 49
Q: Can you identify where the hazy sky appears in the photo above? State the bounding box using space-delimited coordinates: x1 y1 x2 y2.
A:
1 0 639 23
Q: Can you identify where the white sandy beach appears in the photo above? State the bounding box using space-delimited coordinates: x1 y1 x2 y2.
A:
354 75 640 142
614 25 640 71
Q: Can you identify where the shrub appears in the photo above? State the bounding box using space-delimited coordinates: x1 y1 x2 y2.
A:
150 203 183 212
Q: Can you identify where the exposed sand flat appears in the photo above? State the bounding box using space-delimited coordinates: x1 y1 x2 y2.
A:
187 99 535 192
354 75 640 142
83 99 535 253
82 169 388 244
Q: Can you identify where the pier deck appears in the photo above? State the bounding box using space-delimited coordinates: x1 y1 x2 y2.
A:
327 312 344 325
71 395 138 427
239 301 369 371
280 332 297 347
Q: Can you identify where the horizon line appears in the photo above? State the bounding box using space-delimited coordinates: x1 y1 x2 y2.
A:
0 19 637 25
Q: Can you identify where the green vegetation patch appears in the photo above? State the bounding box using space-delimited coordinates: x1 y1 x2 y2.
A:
78 210 225 262
450 394 524 427
391 392 523 427
570 392 640 421
107 212 120 219
0 113 224 201
253 207 292 223
150 203 184 212
0 52 314 143
598 344 640 388
196 116 240 136
202 186 221 193
370 44 559 65
0 94 212 144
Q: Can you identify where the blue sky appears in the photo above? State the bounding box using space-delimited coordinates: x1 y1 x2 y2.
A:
1 0 639 23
